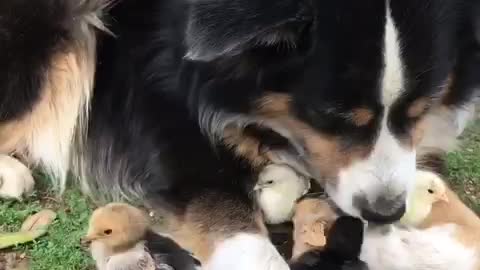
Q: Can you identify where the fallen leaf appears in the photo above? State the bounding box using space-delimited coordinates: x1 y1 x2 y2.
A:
21 209 57 233
4 252 29 270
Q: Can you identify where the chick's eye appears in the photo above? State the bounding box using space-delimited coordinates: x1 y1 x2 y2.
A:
104 229 112 235
266 180 274 185
428 189 434 194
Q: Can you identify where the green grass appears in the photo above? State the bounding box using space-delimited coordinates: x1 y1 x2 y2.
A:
0 176 94 270
0 120 479 269
446 119 480 214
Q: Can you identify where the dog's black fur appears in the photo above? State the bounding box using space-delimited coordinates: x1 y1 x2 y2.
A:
0 0 83 121
145 231 201 270
83 0 480 221
1 0 480 267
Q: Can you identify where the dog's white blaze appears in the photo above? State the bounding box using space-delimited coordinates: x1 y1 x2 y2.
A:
326 7 416 217
205 233 289 270
327 117 416 216
382 6 405 107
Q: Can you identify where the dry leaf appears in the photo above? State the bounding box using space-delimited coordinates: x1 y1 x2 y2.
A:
21 209 56 233
3 252 29 270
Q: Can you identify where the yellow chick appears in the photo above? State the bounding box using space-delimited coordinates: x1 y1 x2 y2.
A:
400 170 449 227
255 164 311 224
82 203 155 270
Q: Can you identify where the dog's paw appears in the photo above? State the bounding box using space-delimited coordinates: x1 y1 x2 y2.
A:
0 155 34 200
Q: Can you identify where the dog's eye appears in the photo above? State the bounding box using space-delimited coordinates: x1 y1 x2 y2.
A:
104 229 112 235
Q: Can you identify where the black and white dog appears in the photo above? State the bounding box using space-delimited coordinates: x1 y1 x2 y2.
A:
0 0 479 268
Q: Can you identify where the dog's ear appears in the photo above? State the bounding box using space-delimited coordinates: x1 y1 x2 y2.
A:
185 0 313 61
325 216 364 260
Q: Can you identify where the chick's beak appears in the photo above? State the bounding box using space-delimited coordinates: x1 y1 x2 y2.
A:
81 235 96 247
438 193 449 203
254 184 266 192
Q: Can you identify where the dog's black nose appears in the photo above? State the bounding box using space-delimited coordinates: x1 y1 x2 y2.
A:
360 204 406 224
355 193 406 224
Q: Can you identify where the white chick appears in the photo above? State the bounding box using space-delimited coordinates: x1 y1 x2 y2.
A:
400 170 449 227
82 203 156 270
255 164 311 224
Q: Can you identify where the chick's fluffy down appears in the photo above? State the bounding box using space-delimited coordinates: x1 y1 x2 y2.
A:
255 164 310 224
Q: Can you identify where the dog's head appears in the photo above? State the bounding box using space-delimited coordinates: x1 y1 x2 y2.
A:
184 0 474 223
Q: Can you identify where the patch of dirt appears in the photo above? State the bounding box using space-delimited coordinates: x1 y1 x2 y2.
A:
0 252 29 270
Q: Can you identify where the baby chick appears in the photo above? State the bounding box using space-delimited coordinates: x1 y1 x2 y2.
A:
411 171 480 231
400 170 449 227
82 203 154 270
83 203 200 270
290 216 368 270
255 164 311 224
292 197 339 259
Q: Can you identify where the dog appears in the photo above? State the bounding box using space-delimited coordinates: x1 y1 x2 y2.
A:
1 0 479 269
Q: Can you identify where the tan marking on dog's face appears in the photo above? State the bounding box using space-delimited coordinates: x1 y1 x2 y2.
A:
439 73 457 105
222 94 294 168
0 46 94 187
222 127 270 168
410 118 426 147
407 98 430 118
256 93 371 180
290 120 371 180
221 93 373 181
350 108 374 127
256 93 292 118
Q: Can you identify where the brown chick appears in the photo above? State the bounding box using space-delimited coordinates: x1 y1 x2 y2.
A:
291 197 339 260
82 203 154 270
